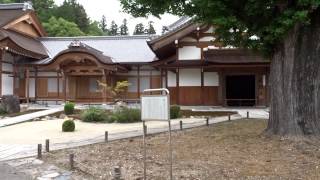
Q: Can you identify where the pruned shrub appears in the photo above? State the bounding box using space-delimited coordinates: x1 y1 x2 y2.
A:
64 102 75 115
62 119 75 132
0 106 7 115
113 107 141 123
81 107 107 122
1 95 20 114
170 105 181 119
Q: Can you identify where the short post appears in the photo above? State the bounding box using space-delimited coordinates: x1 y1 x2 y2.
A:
105 131 108 142
69 154 74 170
45 139 50 152
179 120 183 130
37 144 42 159
112 166 122 180
247 111 249 119
228 115 231 121
206 117 209 126
144 124 147 135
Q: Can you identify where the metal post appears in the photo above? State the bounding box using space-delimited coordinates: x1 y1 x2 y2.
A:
228 115 231 121
206 117 209 126
105 131 108 142
45 139 50 152
144 124 147 136
143 121 147 180
37 144 42 159
168 120 173 180
179 120 183 130
247 111 249 119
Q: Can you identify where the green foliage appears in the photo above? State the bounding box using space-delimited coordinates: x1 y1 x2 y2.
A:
112 107 141 123
87 21 104 36
99 15 108 34
98 80 130 100
109 20 118 36
146 21 156 35
81 107 108 122
133 23 145 35
62 119 75 132
64 102 75 115
120 18 129 35
43 17 85 37
120 0 320 55
0 106 7 115
170 105 181 119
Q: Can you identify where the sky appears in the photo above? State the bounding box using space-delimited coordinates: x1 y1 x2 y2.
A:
54 0 180 35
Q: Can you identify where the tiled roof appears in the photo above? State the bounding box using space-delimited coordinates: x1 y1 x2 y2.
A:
0 3 33 27
39 35 157 63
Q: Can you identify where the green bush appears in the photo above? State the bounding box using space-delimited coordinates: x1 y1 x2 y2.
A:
170 105 181 119
81 107 107 122
113 107 141 123
62 120 75 132
64 102 75 115
0 106 7 115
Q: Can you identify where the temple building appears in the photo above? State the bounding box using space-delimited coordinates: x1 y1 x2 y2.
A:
0 3 270 106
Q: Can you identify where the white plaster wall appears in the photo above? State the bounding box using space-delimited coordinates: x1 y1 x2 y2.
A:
29 78 35 98
178 46 201 60
140 77 150 92
204 72 219 86
179 69 201 86
128 77 138 92
167 71 176 87
2 74 13 95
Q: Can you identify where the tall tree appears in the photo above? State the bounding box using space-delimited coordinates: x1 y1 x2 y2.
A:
120 0 320 136
133 23 145 35
87 21 104 36
99 15 108 34
53 0 90 34
109 20 118 36
119 18 129 35
43 16 85 37
146 21 156 35
31 0 56 22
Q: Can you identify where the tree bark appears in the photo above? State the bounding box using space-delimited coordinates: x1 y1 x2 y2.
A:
267 8 320 136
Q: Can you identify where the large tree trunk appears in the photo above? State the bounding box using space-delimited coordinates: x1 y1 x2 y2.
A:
266 8 320 136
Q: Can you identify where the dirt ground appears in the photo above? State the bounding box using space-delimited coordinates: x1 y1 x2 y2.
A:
43 119 320 179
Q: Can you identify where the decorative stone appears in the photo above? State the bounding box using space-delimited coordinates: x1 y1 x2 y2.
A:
33 118 41 121
59 114 66 119
1 95 20 114
42 172 60 178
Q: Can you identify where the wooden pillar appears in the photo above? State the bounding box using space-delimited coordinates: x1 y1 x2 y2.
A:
102 70 107 103
176 68 179 105
35 67 38 101
165 69 168 88
57 71 60 99
160 68 163 88
25 67 30 104
137 65 140 98
201 68 204 105
62 71 67 102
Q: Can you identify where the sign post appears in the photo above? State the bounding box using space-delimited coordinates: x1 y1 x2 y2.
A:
141 88 172 180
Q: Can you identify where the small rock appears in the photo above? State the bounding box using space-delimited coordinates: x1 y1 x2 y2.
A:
33 118 41 121
59 114 66 119
42 172 60 178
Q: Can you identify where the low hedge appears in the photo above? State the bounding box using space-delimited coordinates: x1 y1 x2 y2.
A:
62 119 75 132
112 107 141 123
64 102 75 115
170 105 181 119
81 107 108 122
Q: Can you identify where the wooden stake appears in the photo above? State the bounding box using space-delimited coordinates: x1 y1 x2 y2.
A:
228 115 231 121
180 120 183 130
45 139 50 152
69 154 74 170
37 144 42 159
206 117 209 126
105 131 108 142
247 111 249 119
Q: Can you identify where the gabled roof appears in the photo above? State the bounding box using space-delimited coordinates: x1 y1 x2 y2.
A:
39 35 157 63
0 3 33 28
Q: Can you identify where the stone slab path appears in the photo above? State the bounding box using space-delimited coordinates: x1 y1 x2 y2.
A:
0 107 63 128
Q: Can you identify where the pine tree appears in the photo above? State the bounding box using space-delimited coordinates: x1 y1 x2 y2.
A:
109 20 118 36
133 23 145 35
119 18 129 35
99 15 108 34
146 21 156 35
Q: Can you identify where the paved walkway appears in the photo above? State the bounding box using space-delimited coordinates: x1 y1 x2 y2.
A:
0 107 63 128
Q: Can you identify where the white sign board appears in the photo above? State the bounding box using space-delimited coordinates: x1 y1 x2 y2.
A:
141 95 170 121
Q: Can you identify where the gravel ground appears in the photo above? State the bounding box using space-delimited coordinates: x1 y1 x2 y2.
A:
0 163 32 180
43 119 320 179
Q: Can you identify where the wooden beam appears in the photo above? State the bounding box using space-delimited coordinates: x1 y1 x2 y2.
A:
35 67 38 101
201 68 204 105
62 71 67 102
0 50 2 96
56 71 59 99
102 70 107 103
176 68 179 105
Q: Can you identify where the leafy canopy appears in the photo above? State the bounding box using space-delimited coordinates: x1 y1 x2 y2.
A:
43 17 85 37
120 0 320 55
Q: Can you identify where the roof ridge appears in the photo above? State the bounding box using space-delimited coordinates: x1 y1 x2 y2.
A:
39 35 158 41
0 2 33 11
